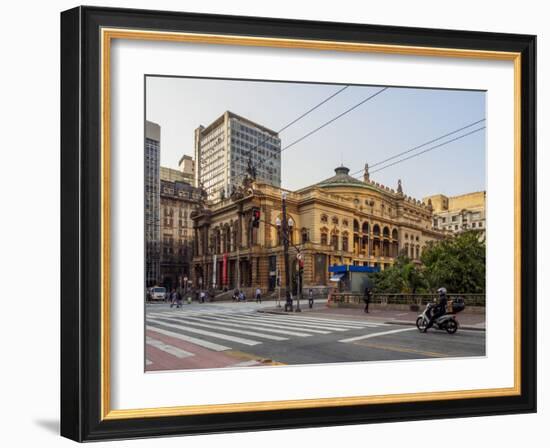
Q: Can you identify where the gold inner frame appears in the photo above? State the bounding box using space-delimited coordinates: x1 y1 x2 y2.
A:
100 28 522 420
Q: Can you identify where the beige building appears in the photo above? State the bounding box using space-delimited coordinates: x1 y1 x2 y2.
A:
192 165 444 292
424 191 486 236
159 170 202 291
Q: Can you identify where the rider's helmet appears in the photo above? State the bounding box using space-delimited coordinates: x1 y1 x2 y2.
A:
437 287 447 296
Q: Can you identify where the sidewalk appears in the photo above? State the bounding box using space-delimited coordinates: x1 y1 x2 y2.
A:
259 304 486 330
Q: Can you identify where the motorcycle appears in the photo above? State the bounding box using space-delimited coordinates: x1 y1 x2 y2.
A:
416 297 465 334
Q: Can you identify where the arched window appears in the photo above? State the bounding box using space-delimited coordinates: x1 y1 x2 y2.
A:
301 228 309 244
373 224 380 236
320 229 328 246
353 219 360 232
342 231 349 252
331 233 339 251
392 229 398 240
362 222 369 234
383 226 390 238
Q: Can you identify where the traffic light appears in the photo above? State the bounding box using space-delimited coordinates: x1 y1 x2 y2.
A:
252 208 261 228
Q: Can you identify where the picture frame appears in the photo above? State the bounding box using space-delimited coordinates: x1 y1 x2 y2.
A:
60 5 536 441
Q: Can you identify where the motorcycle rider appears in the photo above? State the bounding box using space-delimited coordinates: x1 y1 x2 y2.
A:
424 287 448 332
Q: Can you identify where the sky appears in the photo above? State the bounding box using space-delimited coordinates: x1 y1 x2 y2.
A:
146 76 486 200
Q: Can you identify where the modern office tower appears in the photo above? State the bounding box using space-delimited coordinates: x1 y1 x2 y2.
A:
145 120 161 287
194 111 281 199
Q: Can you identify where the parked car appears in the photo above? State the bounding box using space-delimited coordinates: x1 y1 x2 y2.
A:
149 286 166 301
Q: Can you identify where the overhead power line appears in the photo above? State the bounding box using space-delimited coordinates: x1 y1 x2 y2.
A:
280 87 389 154
364 126 486 176
349 118 486 177
243 85 350 160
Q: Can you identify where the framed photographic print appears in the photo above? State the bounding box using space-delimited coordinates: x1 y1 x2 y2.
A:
60 6 536 442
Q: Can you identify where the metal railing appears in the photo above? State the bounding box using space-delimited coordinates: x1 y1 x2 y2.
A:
331 293 485 307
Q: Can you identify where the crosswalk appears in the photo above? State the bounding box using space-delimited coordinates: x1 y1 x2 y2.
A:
145 309 388 370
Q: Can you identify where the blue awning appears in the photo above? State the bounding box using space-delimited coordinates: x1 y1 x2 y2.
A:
329 265 348 273
329 273 345 282
349 265 380 273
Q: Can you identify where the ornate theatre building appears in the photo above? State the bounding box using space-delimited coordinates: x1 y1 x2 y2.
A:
191 164 444 293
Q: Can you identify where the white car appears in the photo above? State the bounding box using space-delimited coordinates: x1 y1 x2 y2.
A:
149 286 166 301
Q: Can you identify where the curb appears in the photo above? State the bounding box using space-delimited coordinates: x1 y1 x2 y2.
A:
386 320 486 331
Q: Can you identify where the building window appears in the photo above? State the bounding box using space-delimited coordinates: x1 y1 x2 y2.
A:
342 235 349 252
301 228 308 244
320 232 328 246
321 214 328 224
342 219 349 227
452 215 458 222
332 216 339 225
331 234 339 251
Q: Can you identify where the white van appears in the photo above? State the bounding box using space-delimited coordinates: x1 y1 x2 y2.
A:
149 286 166 301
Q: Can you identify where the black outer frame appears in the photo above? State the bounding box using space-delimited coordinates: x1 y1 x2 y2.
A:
60 6 537 442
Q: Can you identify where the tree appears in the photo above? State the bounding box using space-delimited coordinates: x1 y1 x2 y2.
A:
421 230 485 293
373 254 427 294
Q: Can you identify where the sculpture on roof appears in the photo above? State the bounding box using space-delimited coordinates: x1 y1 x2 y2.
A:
363 163 370 182
397 179 403 195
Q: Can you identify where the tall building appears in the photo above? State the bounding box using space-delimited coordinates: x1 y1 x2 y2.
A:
194 111 281 200
159 173 202 290
178 154 195 181
192 165 444 293
423 191 486 236
145 120 161 287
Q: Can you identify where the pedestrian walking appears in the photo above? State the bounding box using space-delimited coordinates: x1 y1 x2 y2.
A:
169 289 177 308
255 287 262 303
308 288 314 309
199 290 206 303
363 286 373 313
284 292 293 312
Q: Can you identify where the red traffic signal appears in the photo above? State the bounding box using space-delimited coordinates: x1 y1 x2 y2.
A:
252 208 261 227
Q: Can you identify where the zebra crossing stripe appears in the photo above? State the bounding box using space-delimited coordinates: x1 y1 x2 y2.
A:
201 314 328 335
147 318 261 346
146 336 195 358
146 325 230 351
185 314 315 337
225 313 354 332
147 315 288 341
275 314 382 327
339 327 416 343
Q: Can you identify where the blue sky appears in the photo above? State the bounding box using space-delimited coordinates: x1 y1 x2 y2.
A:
146 76 486 200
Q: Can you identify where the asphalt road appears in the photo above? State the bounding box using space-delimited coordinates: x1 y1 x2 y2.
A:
145 301 485 371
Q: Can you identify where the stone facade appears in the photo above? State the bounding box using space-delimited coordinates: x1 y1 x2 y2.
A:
192 165 444 293
159 176 202 291
424 191 486 237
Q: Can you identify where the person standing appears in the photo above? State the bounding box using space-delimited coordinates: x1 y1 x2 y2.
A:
363 286 373 313
255 287 262 303
308 288 314 309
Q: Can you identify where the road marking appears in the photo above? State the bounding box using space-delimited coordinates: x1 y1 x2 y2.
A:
339 327 416 343
146 336 195 358
223 314 340 332
356 342 447 358
147 318 261 346
146 325 230 351
244 314 366 331
147 314 288 341
201 315 319 336
275 314 386 327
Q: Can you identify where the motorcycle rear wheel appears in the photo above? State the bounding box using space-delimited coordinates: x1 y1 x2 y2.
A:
446 319 458 334
416 317 427 332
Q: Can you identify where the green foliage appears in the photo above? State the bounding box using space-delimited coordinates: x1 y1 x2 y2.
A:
373 255 427 294
373 231 485 294
421 230 486 293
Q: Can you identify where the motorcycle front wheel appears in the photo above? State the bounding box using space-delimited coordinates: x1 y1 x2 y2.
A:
416 317 427 332
446 319 458 334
